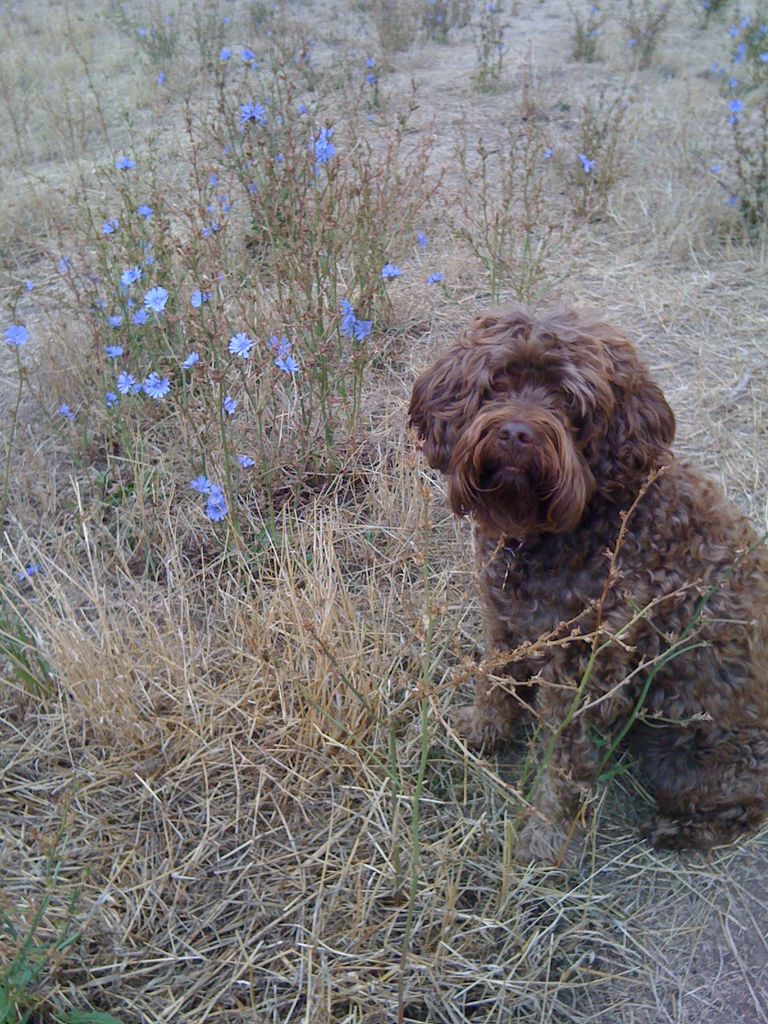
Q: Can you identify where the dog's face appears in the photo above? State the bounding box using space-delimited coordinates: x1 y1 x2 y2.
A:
409 305 675 539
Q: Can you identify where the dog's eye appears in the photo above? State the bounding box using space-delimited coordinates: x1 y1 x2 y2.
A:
568 407 592 440
493 368 519 392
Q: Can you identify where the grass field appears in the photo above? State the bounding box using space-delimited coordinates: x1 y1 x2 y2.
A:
1 1 768 1021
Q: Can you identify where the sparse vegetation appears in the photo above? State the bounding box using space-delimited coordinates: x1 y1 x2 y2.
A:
710 11 768 225
473 0 507 90
422 0 472 41
622 0 673 68
452 121 571 301
568 1 607 62
569 82 633 218
1 1 767 1022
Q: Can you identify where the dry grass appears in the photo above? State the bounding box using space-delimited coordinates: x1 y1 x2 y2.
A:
2 1 768 1022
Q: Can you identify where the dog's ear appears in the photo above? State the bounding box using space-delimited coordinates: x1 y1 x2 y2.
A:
408 352 472 473
595 333 675 498
408 321 502 473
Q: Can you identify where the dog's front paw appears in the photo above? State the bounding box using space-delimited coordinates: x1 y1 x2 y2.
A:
454 704 513 750
515 817 585 867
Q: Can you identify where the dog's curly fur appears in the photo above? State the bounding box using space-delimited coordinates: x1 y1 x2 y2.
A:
409 304 768 863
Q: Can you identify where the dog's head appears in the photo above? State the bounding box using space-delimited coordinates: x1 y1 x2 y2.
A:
408 304 675 538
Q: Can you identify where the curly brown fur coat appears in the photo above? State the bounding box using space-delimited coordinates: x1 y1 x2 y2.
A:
409 304 768 863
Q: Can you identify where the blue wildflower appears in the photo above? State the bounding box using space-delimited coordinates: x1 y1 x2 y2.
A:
117 371 139 395
729 99 743 113
240 102 268 126
105 345 124 358
191 289 211 308
275 351 299 374
58 257 70 273
313 126 337 165
156 72 166 86
209 173 219 187
381 263 402 279
340 299 357 336
223 395 238 416
121 266 142 287
108 315 123 329
578 153 596 173
25 281 34 291
58 404 75 421
352 318 372 341
133 309 150 326
102 218 119 234
238 455 255 468
4 324 29 347
205 484 228 522
143 371 171 399
268 335 299 374
115 156 136 170
144 287 169 312
137 204 153 218
106 391 119 408
427 272 444 285
340 301 372 341
297 102 308 114
416 232 428 247
710 164 721 174
543 147 553 159
182 352 200 369
220 46 231 60
190 475 212 493
269 335 291 357
241 47 256 62
17 564 43 582
229 332 254 358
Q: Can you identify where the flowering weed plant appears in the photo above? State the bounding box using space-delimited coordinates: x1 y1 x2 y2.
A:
452 120 572 302
710 13 768 226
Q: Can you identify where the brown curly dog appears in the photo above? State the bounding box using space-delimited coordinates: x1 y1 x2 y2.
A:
409 304 768 864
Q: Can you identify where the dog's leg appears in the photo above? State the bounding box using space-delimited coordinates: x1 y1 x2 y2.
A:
637 724 768 849
515 683 599 866
454 669 536 749
454 604 539 749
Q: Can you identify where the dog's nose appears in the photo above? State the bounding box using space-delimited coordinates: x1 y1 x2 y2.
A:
498 421 535 447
